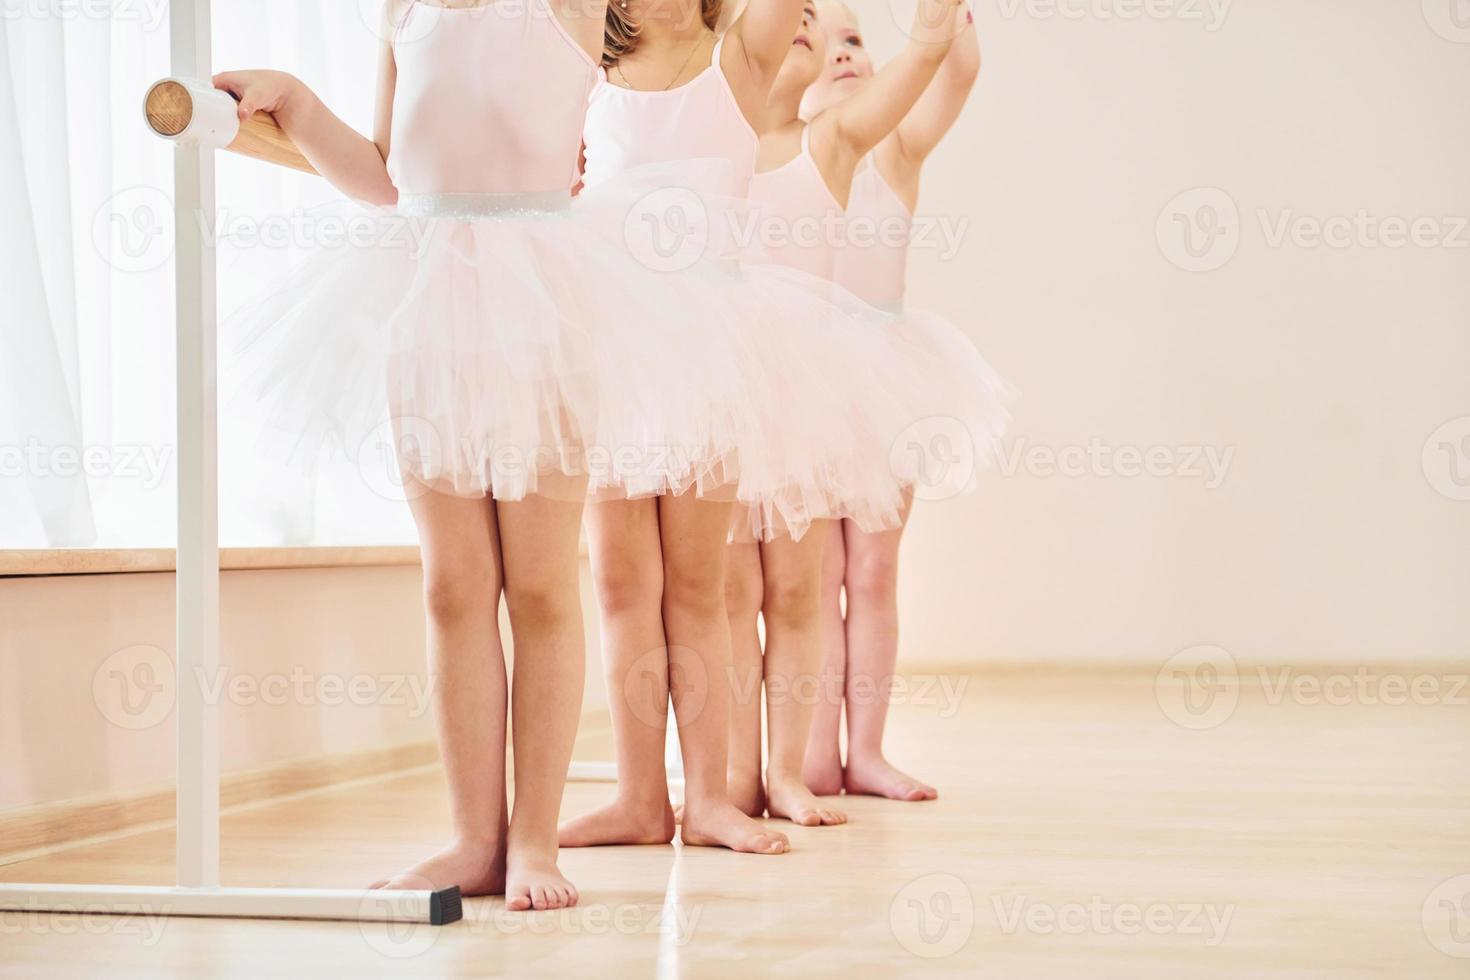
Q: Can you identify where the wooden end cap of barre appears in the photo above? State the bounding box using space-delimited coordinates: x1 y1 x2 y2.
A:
145 79 195 137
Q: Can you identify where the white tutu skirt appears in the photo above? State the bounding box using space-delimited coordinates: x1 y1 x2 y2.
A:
857 301 1015 496
724 278 1016 542
224 162 961 538
599 166 1016 541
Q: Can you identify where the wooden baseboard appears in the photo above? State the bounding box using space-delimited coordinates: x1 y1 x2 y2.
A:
0 546 423 578
0 539 607 577
1 708 617 866
898 658 1470 677
0 740 439 864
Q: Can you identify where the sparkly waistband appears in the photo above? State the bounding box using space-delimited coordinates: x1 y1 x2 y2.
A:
395 191 572 219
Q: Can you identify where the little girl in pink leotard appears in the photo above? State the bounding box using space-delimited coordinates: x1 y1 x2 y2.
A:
787 0 1010 804
727 0 1008 829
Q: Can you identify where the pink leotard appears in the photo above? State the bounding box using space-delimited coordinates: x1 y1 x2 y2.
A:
581 35 757 199
746 125 844 283
387 0 596 204
836 155 912 312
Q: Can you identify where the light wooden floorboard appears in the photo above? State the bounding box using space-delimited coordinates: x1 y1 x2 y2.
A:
2 668 1467 978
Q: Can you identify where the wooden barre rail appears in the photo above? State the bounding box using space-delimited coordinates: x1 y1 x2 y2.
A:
144 77 317 175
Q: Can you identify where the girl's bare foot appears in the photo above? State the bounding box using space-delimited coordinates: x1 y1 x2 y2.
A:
558 796 676 847
802 743 845 797
766 771 847 826
680 799 789 854
844 753 938 801
727 768 767 818
369 839 505 896
505 849 579 911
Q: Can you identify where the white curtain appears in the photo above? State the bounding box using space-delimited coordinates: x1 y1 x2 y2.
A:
1 10 113 546
2 1 414 547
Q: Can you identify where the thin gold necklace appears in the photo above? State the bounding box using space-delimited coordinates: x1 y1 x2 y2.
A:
616 31 713 91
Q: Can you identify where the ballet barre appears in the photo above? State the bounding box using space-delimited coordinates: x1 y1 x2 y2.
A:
0 0 459 928
144 76 317 174
1 8 634 929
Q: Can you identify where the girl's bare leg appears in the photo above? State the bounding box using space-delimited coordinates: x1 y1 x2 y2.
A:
558 499 677 846
724 537 767 817
371 482 508 896
498 484 588 910
841 493 936 801
761 521 847 826
802 519 849 796
662 495 788 854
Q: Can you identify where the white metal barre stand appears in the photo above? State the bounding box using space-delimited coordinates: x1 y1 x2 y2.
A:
0 0 459 927
568 730 684 787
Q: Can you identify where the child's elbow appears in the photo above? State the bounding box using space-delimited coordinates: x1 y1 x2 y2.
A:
957 54 981 87
359 181 399 209
958 36 983 84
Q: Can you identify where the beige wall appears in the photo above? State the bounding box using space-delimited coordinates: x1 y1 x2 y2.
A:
0 564 609 811
869 0 1470 666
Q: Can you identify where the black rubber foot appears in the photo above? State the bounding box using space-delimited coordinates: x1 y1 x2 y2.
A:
430 886 463 926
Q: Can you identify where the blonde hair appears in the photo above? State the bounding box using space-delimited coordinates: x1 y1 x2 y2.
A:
604 0 724 69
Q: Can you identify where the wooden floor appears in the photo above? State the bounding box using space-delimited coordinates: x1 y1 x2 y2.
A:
3 667 1468 978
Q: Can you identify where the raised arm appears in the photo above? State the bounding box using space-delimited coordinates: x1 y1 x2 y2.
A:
815 0 964 163
723 0 805 96
894 3 979 163
211 1 402 205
